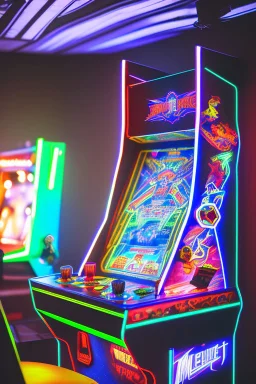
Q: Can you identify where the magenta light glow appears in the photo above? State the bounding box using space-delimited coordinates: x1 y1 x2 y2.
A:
78 60 126 275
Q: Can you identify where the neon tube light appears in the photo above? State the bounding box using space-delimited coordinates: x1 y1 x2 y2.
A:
87 17 197 52
78 60 126 275
4 0 49 38
157 46 201 295
129 74 146 83
3 138 44 261
169 349 174 384
32 287 124 318
24 0 191 52
0 146 36 157
126 302 240 329
130 128 195 139
41 316 76 371
223 2 256 19
204 67 242 384
59 0 92 17
0 301 21 363
0 159 32 168
29 281 61 366
214 227 227 288
121 310 128 340
48 147 60 190
38 308 126 348
130 69 194 88
22 0 76 41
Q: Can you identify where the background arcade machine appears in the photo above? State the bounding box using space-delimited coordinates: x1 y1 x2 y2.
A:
0 138 65 320
30 47 242 384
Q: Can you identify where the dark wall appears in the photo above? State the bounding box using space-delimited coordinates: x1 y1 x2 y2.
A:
0 11 255 382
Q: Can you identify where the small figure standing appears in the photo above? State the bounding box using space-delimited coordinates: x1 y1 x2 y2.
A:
40 235 57 265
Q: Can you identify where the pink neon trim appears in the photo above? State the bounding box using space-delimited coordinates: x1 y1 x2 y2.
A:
78 60 126 275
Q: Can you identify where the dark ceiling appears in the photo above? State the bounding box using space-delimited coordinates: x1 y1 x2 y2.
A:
0 0 255 54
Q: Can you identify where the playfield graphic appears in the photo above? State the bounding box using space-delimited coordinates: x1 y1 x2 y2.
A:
103 148 194 279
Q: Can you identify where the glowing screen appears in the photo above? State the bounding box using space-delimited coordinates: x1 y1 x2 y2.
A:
103 148 194 280
0 151 35 253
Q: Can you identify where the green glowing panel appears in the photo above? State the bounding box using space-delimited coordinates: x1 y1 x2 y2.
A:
3 139 66 276
38 309 126 348
32 287 124 318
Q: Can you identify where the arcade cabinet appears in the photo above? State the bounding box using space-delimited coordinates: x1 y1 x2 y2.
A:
0 138 65 319
1 138 65 276
30 47 242 384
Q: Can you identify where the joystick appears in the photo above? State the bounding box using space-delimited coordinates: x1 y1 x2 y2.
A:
111 279 125 295
60 265 73 280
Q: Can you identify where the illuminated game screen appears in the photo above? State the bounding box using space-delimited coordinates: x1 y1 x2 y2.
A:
0 155 35 253
103 147 194 280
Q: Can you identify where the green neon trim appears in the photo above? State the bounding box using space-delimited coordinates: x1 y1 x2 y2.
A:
0 301 21 362
32 287 124 318
126 302 240 329
3 138 44 262
121 310 128 340
38 308 126 348
169 349 174 384
48 147 60 190
29 281 61 366
205 67 243 384
130 69 195 87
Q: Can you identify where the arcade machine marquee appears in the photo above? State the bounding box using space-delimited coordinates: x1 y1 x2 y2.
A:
1 138 66 276
30 47 242 384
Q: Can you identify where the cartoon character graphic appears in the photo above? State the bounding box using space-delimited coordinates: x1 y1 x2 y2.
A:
200 96 238 151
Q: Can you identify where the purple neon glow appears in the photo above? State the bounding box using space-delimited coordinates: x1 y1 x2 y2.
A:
129 75 146 83
0 0 255 53
0 2 28 37
222 2 256 19
0 3 10 20
173 340 229 383
20 0 193 52
59 0 93 17
22 0 76 40
81 17 197 52
4 0 49 39
78 60 126 276
157 45 201 295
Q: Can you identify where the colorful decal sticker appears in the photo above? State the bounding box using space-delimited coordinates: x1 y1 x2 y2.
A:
110 344 146 383
127 290 237 324
167 147 234 290
146 91 196 124
172 340 229 384
200 96 238 151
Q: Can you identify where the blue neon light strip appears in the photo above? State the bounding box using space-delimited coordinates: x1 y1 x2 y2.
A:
169 349 174 384
121 310 128 341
